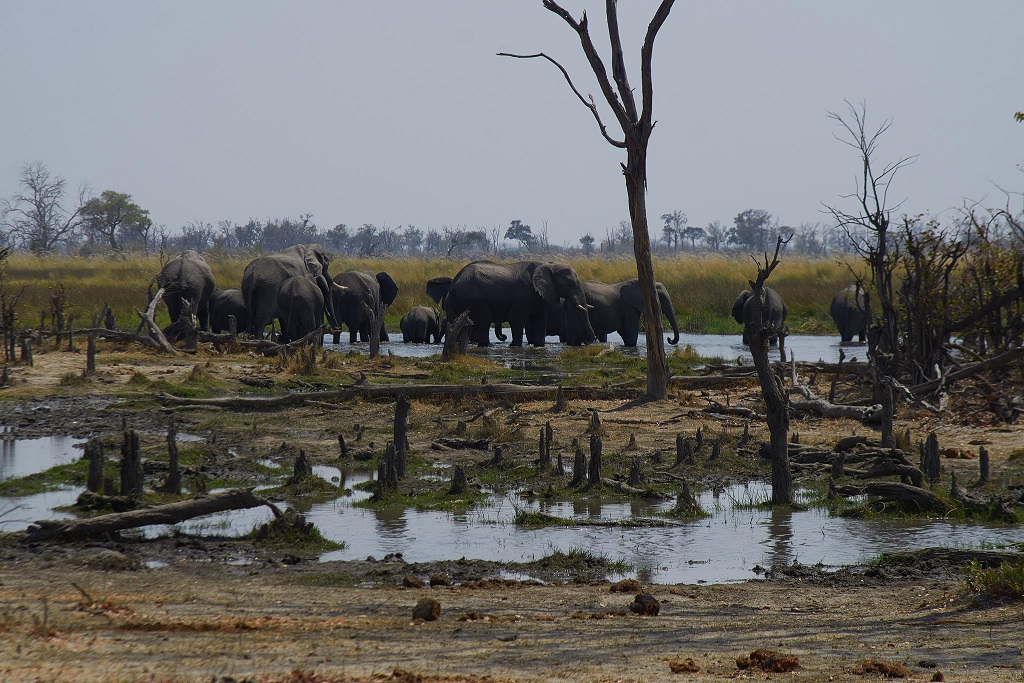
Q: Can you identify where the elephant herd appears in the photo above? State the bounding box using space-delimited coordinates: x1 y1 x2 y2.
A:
155 246 869 350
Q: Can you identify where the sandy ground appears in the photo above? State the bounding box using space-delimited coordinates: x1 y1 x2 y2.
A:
0 344 1022 682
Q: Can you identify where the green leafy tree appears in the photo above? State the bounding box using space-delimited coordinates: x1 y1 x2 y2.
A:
579 232 595 255
80 190 152 251
505 219 535 250
660 210 686 250
681 225 705 250
728 209 773 251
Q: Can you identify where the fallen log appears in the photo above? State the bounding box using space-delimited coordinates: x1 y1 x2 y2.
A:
23 488 282 542
160 382 644 409
670 375 753 389
790 396 882 422
831 482 948 513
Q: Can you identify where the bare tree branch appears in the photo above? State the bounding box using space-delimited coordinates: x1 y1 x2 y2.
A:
497 52 626 148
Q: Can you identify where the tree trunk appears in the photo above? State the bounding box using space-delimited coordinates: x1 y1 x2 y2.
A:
625 158 667 399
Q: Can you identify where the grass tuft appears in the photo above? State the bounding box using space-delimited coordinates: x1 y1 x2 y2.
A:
964 559 1024 600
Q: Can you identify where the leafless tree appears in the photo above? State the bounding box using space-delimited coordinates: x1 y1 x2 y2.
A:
825 101 916 398
704 220 727 251
745 236 792 504
2 162 89 253
501 0 677 399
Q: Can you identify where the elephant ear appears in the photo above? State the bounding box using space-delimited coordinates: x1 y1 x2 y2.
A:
621 281 644 312
426 276 452 304
731 290 751 323
376 272 399 306
303 244 330 277
532 264 560 307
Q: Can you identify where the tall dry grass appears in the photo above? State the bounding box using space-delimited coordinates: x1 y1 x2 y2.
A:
2 252 863 334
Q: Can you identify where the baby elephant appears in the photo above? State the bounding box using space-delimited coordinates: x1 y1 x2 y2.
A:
400 306 443 343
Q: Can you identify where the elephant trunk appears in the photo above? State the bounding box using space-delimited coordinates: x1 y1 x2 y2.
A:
659 290 680 345
317 276 341 331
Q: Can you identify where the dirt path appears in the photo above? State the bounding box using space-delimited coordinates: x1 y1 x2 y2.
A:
0 556 1021 682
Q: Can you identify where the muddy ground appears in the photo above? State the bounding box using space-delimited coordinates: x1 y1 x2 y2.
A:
0 342 1022 682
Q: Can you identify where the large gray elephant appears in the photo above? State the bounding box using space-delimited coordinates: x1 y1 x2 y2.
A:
331 270 400 343
831 284 868 343
732 286 787 345
427 260 594 347
208 288 249 334
560 279 680 347
400 306 442 343
155 250 215 334
277 274 334 344
241 244 340 338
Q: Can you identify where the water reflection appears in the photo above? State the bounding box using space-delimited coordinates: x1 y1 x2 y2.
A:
764 507 795 573
324 331 854 366
0 433 85 482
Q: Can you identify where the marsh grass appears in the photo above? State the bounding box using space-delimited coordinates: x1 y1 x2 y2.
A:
6 253 861 335
964 559 1024 600
525 545 633 575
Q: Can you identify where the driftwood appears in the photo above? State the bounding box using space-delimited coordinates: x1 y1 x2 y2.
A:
831 481 948 513
789 393 882 422
23 488 282 542
161 382 643 410
909 345 1024 396
135 288 178 355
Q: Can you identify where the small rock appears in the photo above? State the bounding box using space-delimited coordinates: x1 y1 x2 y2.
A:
403 575 425 588
610 578 642 593
412 597 440 621
280 554 301 565
629 593 660 616
668 657 700 673
429 573 451 586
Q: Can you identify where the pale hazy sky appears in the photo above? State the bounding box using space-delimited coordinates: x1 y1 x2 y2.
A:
1 1 1021 247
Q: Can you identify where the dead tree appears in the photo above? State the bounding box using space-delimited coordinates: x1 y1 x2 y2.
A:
826 101 916 401
500 0 677 399
85 439 105 493
745 237 793 504
119 429 144 500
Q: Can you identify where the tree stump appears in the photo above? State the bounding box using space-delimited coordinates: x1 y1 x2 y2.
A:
86 332 96 374
554 385 565 412
119 429 144 500
675 433 685 466
628 457 643 486
880 380 895 448
587 434 602 488
394 395 410 478
695 426 703 452
571 438 586 487
490 445 503 466
710 440 721 461
740 421 750 445
441 311 473 360
20 337 33 366
831 451 846 481
978 445 989 485
85 439 105 493
338 432 348 458
66 315 76 352
449 465 468 495
166 416 181 495
377 442 399 495
291 449 312 481
924 432 940 485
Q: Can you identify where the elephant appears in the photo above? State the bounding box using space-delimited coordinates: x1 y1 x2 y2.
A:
559 279 681 347
732 286 787 345
400 306 443 343
427 276 506 342
276 274 335 344
831 284 869 343
241 244 340 338
155 250 215 335
331 270 400 343
208 288 249 335
427 260 595 348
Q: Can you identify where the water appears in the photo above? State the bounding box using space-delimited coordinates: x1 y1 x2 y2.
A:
0 432 86 482
324 331 860 366
87 468 1024 585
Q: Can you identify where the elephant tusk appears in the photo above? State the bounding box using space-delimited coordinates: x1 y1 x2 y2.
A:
331 282 349 291
577 303 588 312
586 304 595 310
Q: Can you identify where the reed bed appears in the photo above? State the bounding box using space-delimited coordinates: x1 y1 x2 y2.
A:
3 252 862 334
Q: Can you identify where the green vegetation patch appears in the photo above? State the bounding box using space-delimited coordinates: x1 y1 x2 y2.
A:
523 546 632 577
964 559 1024 601
248 508 343 554
0 460 87 496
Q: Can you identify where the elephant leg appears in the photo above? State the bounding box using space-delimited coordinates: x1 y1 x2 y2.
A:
469 305 493 346
598 333 608 343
